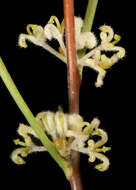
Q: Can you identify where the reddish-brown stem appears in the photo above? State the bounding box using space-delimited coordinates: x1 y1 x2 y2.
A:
63 0 83 190
63 0 80 114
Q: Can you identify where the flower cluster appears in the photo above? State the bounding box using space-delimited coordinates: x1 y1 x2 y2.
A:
18 16 125 87
13 15 125 172
11 110 111 171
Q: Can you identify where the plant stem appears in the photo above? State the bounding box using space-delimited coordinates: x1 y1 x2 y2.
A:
0 57 72 180
63 0 82 190
82 0 98 32
63 0 80 114
63 0 99 189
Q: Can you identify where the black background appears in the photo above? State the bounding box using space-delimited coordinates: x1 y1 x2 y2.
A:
0 0 131 189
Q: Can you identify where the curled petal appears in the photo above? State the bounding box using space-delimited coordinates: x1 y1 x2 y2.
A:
88 139 95 151
18 33 44 48
112 46 126 59
41 111 57 139
18 34 32 48
36 112 48 131
90 118 100 130
26 24 39 35
55 111 68 137
112 34 121 45
88 140 96 162
44 24 66 55
110 49 125 65
19 25 45 48
11 145 46 164
48 16 62 32
100 46 125 67
13 139 26 146
83 117 100 135
79 58 106 87
17 124 38 146
95 66 106 87
32 26 45 39
100 32 107 42
100 54 113 69
11 147 30 165
93 129 108 148
44 24 61 40
36 111 45 120
89 152 96 162
99 25 114 43
95 152 110 171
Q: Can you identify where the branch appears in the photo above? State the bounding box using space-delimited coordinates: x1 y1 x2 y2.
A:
82 0 98 32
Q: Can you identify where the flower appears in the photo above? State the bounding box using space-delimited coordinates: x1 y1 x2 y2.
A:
11 110 111 171
79 25 125 87
18 16 125 87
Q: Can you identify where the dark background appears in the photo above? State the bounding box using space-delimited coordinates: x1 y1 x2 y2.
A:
0 0 130 189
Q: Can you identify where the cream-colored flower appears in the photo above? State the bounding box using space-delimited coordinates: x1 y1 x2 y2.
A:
11 110 111 171
18 16 125 88
78 25 126 87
